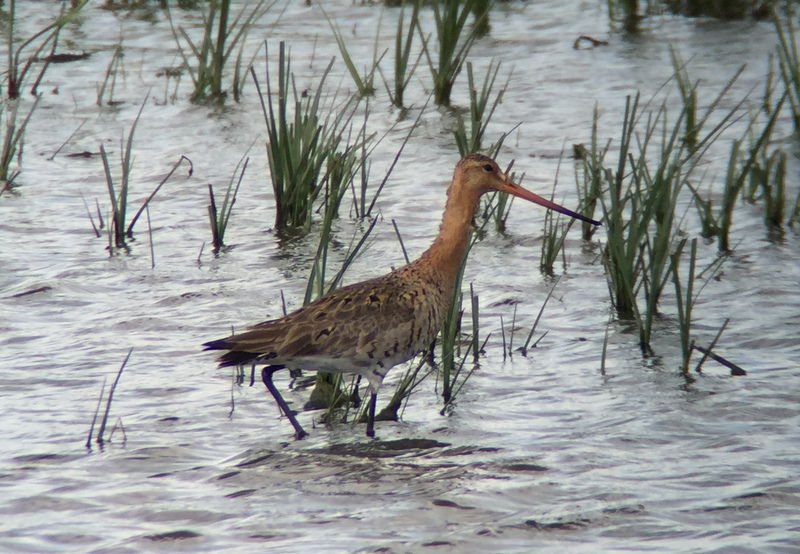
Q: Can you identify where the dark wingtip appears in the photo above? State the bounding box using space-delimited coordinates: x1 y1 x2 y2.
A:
203 338 260 368
203 338 231 351
215 350 261 368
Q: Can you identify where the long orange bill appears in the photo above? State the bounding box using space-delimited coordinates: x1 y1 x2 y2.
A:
500 177 601 226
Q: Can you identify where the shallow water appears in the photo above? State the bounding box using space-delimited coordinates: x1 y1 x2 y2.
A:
1 1 799 552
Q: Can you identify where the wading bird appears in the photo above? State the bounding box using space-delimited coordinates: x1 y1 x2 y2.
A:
204 153 600 440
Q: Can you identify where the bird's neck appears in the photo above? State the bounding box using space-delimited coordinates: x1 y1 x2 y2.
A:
417 185 479 286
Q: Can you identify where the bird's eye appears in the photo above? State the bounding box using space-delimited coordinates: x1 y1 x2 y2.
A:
483 163 494 172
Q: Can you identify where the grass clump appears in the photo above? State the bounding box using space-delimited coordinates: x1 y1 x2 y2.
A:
591 67 743 352
100 98 193 250
712 95 784 252
419 0 486 106
453 60 509 157
379 0 423 108
1 0 87 189
252 41 361 232
4 0 88 99
168 0 278 102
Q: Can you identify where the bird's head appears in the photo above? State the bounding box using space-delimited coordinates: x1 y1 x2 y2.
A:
454 153 601 226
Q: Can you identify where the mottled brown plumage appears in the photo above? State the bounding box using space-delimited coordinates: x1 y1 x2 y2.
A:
204 154 600 439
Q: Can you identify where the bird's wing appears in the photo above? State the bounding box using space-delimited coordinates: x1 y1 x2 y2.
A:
206 272 436 369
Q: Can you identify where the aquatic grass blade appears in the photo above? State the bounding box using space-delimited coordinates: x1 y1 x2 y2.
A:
95 348 132 447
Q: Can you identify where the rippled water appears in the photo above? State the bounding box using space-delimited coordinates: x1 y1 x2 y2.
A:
1 1 799 552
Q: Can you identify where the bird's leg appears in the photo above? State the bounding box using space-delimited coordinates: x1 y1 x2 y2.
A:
426 338 437 366
365 392 378 438
351 375 362 408
261 366 308 440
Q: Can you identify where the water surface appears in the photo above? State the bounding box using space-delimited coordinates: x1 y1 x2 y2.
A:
1 1 799 552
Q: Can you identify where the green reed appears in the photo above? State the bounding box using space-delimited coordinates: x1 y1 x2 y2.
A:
380 0 422 108
670 238 695 373
363 97 430 217
86 348 131 449
775 12 800 133
304 214 379 415
0 0 84 187
518 276 559 356
372 357 434 423
593 78 741 351
303 157 376 304
0 95 39 187
453 60 505 155
252 42 360 232
716 95 784 252
304 217 380 416
418 0 484 106
208 155 248 254
753 148 787 231
169 0 276 102
101 98 192 249
97 44 124 106
540 209 571 276
790 188 800 227
573 105 604 241
326 9 387 98
4 0 88 99
540 152 573 275
670 46 698 148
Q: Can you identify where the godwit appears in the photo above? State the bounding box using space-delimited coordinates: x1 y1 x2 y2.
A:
204 153 600 439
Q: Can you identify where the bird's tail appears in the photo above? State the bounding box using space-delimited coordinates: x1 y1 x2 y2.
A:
203 338 260 368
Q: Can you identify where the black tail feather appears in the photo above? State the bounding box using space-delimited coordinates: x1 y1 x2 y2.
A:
203 338 232 351
204 338 280 368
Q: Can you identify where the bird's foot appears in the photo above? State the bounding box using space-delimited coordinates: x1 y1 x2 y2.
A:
294 428 309 440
